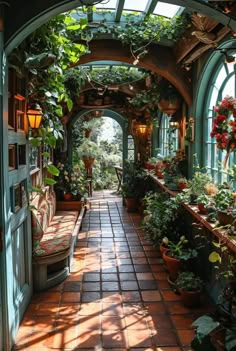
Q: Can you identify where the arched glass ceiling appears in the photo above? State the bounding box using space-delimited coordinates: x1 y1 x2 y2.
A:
95 0 183 19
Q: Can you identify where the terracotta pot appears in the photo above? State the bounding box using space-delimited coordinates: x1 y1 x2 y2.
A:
64 193 73 201
159 243 168 257
125 198 138 212
198 203 207 214
217 210 235 227
83 157 95 169
162 250 181 281
178 288 202 307
178 182 188 192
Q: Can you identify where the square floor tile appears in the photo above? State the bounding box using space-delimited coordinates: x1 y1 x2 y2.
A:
81 291 101 302
141 290 162 302
152 329 179 346
102 273 118 281
118 265 134 273
119 272 136 281
83 282 101 291
120 281 138 290
126 329 152 348
102 282 119 291
122 291 141 302
134 265 151 273
102 330 127 348
138 280 157 290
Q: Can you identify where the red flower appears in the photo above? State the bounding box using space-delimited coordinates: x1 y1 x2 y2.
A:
210 95 236 155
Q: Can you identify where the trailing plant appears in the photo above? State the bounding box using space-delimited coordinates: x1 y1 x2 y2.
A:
97 13 191 61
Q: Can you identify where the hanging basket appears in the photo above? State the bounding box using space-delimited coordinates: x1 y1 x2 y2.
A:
83 157 95 169
157 97 181 116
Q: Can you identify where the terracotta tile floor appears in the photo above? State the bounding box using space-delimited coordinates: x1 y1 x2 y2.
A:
14 190 209 351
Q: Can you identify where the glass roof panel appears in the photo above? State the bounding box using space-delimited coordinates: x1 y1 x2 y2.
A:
96 0 118 9
153 2 182 18
123 0 149 12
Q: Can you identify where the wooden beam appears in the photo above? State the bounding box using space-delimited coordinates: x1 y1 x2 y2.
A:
182 25 231 64
115 0 125 22
174 17 219 64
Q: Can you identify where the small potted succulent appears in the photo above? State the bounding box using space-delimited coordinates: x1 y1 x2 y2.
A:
175 271 204 307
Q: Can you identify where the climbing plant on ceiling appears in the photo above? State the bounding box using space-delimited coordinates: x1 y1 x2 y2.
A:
97 12 191 62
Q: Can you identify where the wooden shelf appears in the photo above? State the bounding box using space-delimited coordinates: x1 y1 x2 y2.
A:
147 171 236 254
56 201 83 211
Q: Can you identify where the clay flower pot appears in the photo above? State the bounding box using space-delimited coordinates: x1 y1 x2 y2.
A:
162 250 181 281
125 198 138 212
178 288 202 307
83 157 95 169
64 193 73 201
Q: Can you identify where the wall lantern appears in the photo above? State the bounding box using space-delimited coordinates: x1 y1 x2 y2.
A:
27 104 43 129
138 124 147 135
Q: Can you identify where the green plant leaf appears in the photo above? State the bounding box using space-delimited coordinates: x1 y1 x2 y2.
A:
29 137 41 147
44 177 57 185
209 251 221 263
226 326 236 351
192 315 219 336
47 164 59 176
42 152 50 158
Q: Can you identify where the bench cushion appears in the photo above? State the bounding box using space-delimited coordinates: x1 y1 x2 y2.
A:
33 211 78 257
31 211 44 250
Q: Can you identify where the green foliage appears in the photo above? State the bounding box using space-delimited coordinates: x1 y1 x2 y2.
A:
98 13 190 58
77 139 100 159
162 235 198 261
142 192 182 244
121 160 149 199
175 271 204 291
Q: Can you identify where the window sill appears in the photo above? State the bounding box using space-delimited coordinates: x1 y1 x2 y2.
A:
148 172 236 254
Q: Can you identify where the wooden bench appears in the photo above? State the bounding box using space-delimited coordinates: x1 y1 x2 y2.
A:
30 188 84 291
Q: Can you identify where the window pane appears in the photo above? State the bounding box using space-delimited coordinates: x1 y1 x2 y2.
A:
96 0 118 9
124 0 149 12
215 65 227 89
222 75 235 97
153 2 182 18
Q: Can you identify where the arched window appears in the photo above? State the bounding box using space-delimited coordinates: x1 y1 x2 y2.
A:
204 54 236 184
127 134 135 160
159 114 178 157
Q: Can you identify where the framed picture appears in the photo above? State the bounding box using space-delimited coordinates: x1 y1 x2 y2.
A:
11 183 21 213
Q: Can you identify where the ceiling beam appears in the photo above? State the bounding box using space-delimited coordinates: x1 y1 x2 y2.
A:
115 0 125 22
144 0 158 17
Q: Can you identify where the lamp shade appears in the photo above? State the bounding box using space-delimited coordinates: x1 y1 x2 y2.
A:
27 104 43 129
138 124 147 134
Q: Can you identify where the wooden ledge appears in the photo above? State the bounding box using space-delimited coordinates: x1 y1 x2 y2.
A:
147 171 236 254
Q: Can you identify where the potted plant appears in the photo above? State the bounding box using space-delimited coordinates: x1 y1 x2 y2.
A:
56 162 87 200
77 139 100 169
187 171 212 204
178 177 189 191
82 118 100 138
197 194 214 214
191 283 236 351
121 160 148 212
162 235 198 282
214 186 236 226
175 271 204 307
